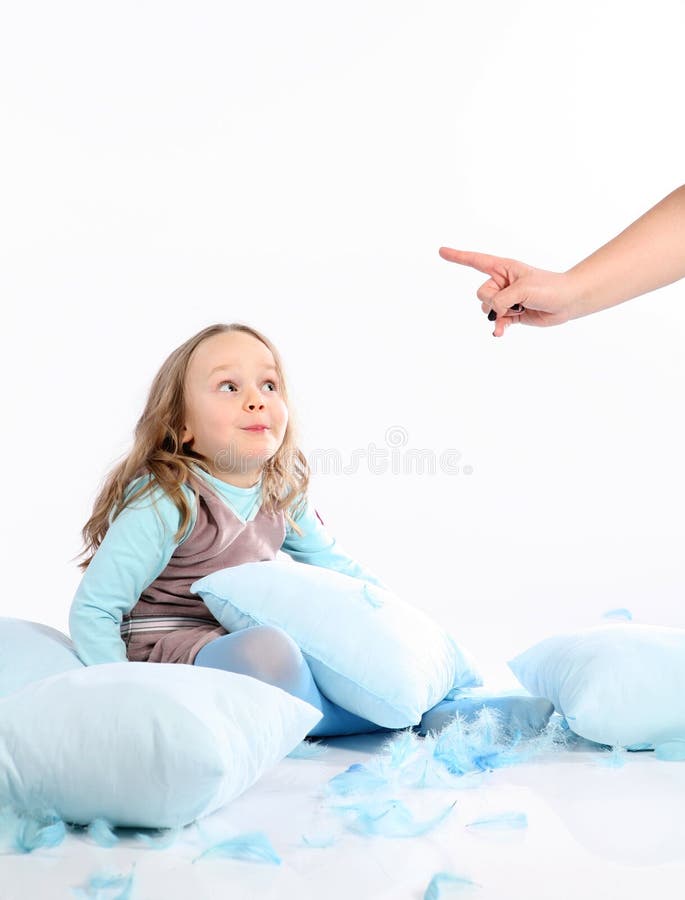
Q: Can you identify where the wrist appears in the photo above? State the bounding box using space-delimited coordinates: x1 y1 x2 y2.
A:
561 266 596 321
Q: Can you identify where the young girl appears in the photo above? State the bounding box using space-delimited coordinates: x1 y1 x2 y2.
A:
70 322 550 738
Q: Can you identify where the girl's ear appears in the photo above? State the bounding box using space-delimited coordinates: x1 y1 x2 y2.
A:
181 424 192 444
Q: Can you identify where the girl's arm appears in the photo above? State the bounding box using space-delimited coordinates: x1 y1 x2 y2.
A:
69 477 190 666
281 499 390 590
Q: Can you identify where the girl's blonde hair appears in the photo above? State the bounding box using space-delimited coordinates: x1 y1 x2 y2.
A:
72 322 309 572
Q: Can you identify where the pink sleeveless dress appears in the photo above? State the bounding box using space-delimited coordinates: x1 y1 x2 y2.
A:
120 469 286 665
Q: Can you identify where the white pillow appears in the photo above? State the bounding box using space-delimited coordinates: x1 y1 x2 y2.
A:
191 560 482 728
508 624 685 748
0 661 322 828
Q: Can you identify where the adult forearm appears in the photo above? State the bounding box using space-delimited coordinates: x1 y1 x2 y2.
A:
565 184 685 319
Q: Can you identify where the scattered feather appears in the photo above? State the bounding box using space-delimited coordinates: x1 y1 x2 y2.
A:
431 710 523 775
654 741 685 761
192 831 281 864
601 608 632 622
600 746 626 768
323 709 570 813
0 805 67 854
383 729 422 768
397 755 468 791
87 818 119 848
301 832 337 848
525 716 571 754
424 871 480 897
326 763 389 797
332 797 457 838
71 864 136 899
466 812 528 830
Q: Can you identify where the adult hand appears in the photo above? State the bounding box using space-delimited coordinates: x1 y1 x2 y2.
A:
439 247 578 337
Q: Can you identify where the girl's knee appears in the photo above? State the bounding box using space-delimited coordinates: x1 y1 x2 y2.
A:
208 624 304 687
255 626 304 684
244 624 302 663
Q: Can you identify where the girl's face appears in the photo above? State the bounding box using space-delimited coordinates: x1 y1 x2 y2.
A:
181 331 289 487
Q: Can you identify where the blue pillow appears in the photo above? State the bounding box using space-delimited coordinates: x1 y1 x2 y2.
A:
508 624 685 748
191 560 482 728
418 687 554 738
0 617 84 699
0 661 322 828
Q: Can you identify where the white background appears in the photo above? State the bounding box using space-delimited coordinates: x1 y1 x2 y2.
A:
3 0 684 685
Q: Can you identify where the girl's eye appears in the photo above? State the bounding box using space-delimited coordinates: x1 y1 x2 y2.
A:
217 380 279 392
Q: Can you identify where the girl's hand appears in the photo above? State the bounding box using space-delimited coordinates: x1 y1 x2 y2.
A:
439 247 578 337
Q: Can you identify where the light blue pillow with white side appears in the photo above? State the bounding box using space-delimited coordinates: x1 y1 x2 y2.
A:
0 617 84 699
508 623 685 749
191 559 482 729
0 661 322 829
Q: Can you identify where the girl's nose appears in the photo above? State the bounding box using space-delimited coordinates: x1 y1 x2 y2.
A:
245 390 265 410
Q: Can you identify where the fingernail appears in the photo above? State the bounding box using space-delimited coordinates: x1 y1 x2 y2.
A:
510 303 523 312
487 310 497 321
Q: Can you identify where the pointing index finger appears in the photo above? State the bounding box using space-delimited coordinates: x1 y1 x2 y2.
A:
438 247 503 276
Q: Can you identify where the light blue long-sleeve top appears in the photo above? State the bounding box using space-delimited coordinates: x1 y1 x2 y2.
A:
69 464 386 666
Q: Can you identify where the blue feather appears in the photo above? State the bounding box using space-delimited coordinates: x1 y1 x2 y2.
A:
332 797 457 838
326 763 389 796
192 831 281 864
431 710 522 775
6 807 67 854
384 729 422 768
601 608 632 622
301 832 337 848
330 710 571 812
466 812 528 830
424 871 480 897
398 756 464 790
87 818 119 848
600 746 626 768
71 864 136 899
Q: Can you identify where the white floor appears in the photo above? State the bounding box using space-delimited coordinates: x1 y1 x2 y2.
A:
3 722 685 900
